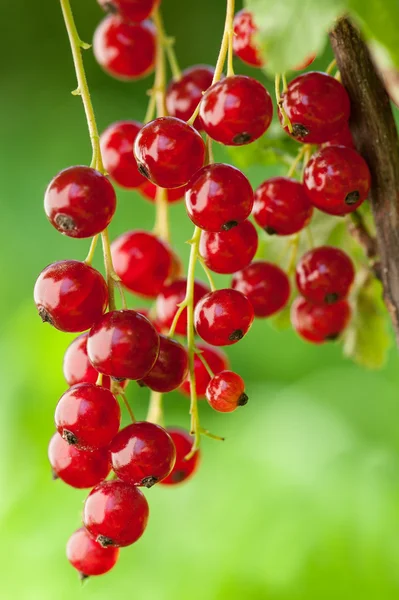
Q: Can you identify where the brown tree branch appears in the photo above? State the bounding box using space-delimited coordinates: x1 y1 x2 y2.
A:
330 18 399 343
347 211 381 279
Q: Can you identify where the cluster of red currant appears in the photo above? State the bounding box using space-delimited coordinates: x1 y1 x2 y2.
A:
34 0 372 581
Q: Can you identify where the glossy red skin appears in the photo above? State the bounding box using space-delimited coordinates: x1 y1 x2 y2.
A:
206 370 247 413
83 480 149 547
67 528 119 577
138 181 186 204
200 75 273 145
296 246 355 305
111 230 172 298
199 220 258 274
194 289 255 346
48 433 111 489
140 335 188 392
160 428 200 485
63 332 113 389
156 279 210 336
185 163 254 232
304 145 371 216
179 343 229 398
233 9 263 67
34 260 108 333
98 0 159 22
100 121 146 189
291 296 351 344
166 65 215 129
93 15 156 81
110 422 176 486
55 383 121 450
232 261 291 317
253 177 313 235
279 72 351 143
322 124 355 149
134 117 206 188
44 166 116 238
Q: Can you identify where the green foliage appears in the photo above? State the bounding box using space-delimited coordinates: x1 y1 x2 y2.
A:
245 0 399 73
227 125 298 169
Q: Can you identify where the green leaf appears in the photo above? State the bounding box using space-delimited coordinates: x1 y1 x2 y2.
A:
343 275 391 369
245 0 346 74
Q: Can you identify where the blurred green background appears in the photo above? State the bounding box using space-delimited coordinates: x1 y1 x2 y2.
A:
2 0 399 598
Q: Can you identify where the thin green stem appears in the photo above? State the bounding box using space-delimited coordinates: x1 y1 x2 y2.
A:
287 234 300 275
226 0 235 77
287 145 306 178
146 391 165 426
198 256 216 292
152 9 167 118
194 347 214 378
164 37 182 80
85 234 99 265
118 390 136 423
282 73 288 92
144 91 157 123
153 186 170 243
275 73 293 134
326 58 337 75
101 229 117 311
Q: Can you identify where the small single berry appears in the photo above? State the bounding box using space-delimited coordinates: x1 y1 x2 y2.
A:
93 15 156 80
156 278 209 336
206 370 248 413
63 333 113 389
134 117 206 188
139 335 189 392
232 261 291 317
296 246 355 305
279 72 351 143
303 145 371 215
194 289 254 346
110 422 176 487
48 432 111 488
185 163 254 232
199 220 258 274
166 65 215 129
34 260 108 333
253 177 313 235
138 181 186 204
83 480 149 547
179 344 229 398
111 230 173 298
160 428 200 485
55 383 121 450
67 528 119 579
97 0 159 22
291 296 351 343
100 121 146 189
87 309 160 380
44 166 116 238
232 10 263 67
200 75 273 145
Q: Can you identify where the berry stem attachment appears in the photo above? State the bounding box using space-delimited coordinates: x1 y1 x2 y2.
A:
118 389 136 423
85 235 99 265
275 74 293 134
287 145 307 178
101 229 117 311
198 256 216 292
326 58 337 75
146 391 165 427
194 347 215 378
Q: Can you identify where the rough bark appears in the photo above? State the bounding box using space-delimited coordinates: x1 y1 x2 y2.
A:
330 17 399 344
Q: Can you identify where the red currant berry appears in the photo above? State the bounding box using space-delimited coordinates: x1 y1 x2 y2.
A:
138 181 186 204
206 370 248 413
253 177 313 235
179 343 229 398
291 296 351 344
55 383 121 449
48 433 111 489
200 75 273 145
93 15 156 81
34 260 108 333
296 246 355 305
160 428 200 485
97 0 159 22
110 422 176 487
232 10 263 67
44 166 116 238
166 65 215 129
63 333 110 388
156 278 209 336
111 230 173 298
67 528 119 579
134 117 206 188
87 309 160 380
185 163 254 232
232 261 290 317
279 72 351 143
100 121 146 189
322 124 355 149
83 480 149 547
199 220 258 274
139 335 188 392
194 289 254 346
303 145 371 216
